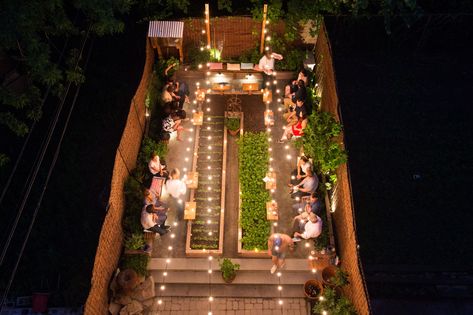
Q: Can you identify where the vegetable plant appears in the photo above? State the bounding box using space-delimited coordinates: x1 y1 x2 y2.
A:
237 132 271 250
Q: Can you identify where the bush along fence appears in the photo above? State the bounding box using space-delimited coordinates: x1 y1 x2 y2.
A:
310 20 371 314
237 132 271 253
103 57 176 312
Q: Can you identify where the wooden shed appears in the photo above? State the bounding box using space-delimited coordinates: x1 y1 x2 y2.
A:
148 21 184 62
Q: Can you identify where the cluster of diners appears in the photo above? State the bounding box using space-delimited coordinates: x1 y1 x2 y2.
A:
258 52 324 274
140 74 194 239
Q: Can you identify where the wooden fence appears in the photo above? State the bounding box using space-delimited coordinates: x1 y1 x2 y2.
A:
84 39 154 315
314 21 371 315
182 16 285 59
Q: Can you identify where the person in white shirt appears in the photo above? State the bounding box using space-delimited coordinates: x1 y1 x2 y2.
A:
293 213 322 241
148 153 168 177
165 168 187 199
256 50 283 90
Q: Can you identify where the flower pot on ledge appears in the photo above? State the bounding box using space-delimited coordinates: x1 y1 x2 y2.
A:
228 128 240 136
304 279 324 300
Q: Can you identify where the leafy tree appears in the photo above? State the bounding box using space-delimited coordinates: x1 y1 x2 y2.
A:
0 0 135 166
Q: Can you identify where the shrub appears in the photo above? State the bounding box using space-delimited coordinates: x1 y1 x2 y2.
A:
225 117 240 131
121 254 150 277
187 44 211 69
301 111 347 174
124 233 145 250
237 132 271 250
313 287 357 315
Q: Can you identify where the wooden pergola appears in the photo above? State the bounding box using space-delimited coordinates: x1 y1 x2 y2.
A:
148 21 184 62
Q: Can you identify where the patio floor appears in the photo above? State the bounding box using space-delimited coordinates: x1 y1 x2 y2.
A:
152 71 315 260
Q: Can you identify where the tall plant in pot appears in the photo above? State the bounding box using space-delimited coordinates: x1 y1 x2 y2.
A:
219 258 240 283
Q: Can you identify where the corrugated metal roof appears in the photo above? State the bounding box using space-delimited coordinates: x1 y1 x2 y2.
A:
148 21 184 38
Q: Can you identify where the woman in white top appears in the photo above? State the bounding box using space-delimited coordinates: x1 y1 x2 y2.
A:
297 156 312 180
148 153 166 176
165 168 187 199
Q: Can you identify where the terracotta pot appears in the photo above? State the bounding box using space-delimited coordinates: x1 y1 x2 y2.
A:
222 272 236 283
322 265 338 286
117 269 140 292
228 129 240 136
303 279 324 300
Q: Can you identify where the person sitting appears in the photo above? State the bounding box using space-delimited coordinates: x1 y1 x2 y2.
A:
141 204 170 236
148 153 168 178
174 81 190 109
292 192 322 217
162 111 184 141
289 168 318 199
143 189 169 207
165 168 187 199
161 84 175 103
293 80 307 102
283 97 307 126
293 155 313 182
285 68 308 98
278 114 307 143
293 212 322 241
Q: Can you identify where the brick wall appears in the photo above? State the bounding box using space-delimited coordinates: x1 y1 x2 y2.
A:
314 22 371 315
84 39 154 315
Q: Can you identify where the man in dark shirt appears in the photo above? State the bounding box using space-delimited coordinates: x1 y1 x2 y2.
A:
292 192 322 216
292 80 307 103
284 97 307 126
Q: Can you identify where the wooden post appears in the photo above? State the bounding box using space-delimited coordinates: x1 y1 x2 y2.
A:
260 4 268 54
205 3 211 48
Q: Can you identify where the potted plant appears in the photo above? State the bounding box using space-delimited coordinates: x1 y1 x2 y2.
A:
304 279 324 300
219 258 240 283
225 117 240 136
322 266 349 287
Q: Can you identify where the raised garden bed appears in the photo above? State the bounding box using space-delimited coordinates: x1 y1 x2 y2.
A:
185 113 228 255
237 131 271 256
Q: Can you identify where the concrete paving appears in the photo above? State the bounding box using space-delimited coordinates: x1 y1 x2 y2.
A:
149 296 309 315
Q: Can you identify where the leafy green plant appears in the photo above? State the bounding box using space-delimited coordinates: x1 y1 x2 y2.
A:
120 254 150 277
219 258 240 281
124 233 145 250
187 44 211 69
237 132 271 250
238 46 261 64
313 287 357 315
332 268 350 287
301 110 347 174
225 117 240 131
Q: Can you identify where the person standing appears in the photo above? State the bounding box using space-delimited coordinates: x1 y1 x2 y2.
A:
165 168 187 199
256 50 283 91
268 233 294 274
